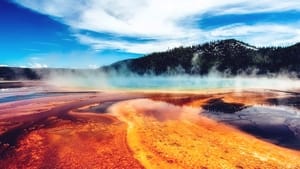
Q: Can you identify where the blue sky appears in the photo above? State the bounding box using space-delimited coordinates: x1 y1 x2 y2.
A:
1 0 300 68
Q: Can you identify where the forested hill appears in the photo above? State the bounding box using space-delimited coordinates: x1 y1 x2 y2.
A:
102 39 300 76
1 39 300 80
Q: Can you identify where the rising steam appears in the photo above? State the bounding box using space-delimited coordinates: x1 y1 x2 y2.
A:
37 67 300 91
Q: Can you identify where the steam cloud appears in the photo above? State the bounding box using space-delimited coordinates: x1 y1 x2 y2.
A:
38 67 300 92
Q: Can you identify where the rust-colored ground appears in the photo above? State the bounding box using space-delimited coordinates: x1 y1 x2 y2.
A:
0 90 299 169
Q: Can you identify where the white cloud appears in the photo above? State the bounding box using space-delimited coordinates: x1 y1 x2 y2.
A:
75 33 200 53
76 23 300 53
29 62 48 68
0 64 9 67
13 0 300 53
88 64 98 69
210 24 300 46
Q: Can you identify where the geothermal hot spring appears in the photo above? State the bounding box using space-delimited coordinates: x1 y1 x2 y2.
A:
1 75 300 168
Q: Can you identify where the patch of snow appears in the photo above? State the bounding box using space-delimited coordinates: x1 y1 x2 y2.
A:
237 41 258 51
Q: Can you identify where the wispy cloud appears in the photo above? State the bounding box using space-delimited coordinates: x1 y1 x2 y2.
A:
210 23 300 46
29 57 42 61
13 0 300 54
23 48 40 52
75 33 197 54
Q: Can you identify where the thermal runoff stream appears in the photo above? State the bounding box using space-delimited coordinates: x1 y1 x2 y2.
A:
0 76 300 169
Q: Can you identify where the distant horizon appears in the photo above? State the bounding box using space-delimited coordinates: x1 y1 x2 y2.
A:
1 38 300 69
1 0 300 68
